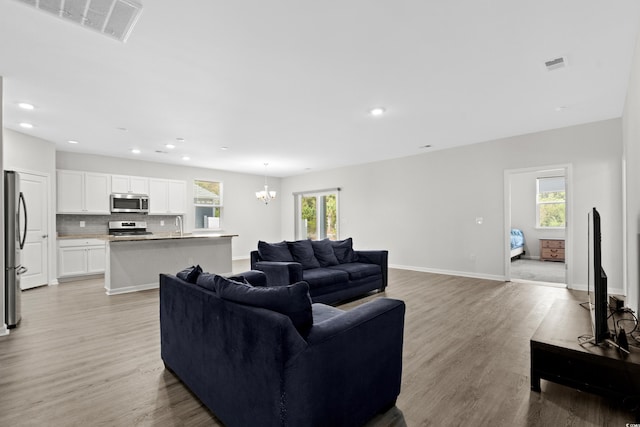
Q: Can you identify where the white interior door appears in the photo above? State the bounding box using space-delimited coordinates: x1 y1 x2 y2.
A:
20 173 49 289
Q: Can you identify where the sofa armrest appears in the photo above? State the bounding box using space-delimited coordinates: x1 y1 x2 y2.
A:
355 250 389 290
250 250 260 269
305 297 403 345
254 261 304 286
285 297 405 425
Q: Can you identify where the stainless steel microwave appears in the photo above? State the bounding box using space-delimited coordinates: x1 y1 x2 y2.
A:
110 193 149 214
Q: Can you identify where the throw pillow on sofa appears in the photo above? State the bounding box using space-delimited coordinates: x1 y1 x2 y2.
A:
330 238 359 263
288 239 321 269
214 275 313 335
177 265 203 283
311 238 339 267
196 273 246 292
258 240 295 262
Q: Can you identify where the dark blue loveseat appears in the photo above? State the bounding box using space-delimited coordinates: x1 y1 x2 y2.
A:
160 270 405 427
250 238 388 304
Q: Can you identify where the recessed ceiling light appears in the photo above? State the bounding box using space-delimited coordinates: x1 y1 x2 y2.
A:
131 148 141 154
18 102 34 110
117 127 128 132
165 144 176 149
182 155 190 161
220 146 229 151
67 140 79 144
19 122 34 129
369 107 386 117
176 138 185 142
419 144 432 149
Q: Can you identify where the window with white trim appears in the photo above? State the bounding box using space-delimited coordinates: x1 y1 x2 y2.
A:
536 176 565 228
194 180 222 230
294 189 340 240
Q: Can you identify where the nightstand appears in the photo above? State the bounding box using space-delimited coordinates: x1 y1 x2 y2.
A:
540 239 565 262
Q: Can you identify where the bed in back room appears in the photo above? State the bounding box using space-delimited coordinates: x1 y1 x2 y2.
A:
511 229 525 259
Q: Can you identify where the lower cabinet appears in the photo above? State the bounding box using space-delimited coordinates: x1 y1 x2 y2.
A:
58 239 106 278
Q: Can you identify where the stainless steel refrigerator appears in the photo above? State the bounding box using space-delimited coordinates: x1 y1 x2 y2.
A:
4 171 27 328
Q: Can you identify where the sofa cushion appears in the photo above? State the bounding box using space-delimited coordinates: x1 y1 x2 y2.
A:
329 263 381 281
214 275 313 335
177 265 202 283
312 303 344 324
330 238 359 263
302 268 349 290
311 239 339 267
258 240 294 262
288 239 321 269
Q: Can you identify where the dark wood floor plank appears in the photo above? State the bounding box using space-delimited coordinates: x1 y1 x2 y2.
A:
0 268 633 426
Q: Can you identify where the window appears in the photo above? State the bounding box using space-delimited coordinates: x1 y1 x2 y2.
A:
294 189 340 240
194 180 222 229
536 176 565 228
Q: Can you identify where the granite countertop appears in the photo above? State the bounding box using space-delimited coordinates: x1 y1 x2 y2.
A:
57 233 238 242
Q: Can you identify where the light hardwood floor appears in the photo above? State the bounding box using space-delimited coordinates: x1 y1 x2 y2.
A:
0 267 634 426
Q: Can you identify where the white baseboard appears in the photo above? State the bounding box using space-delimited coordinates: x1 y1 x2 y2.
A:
0 324 9 337
106 282 158 295
49 280 59 286
232 256 250 261
389 264 505 282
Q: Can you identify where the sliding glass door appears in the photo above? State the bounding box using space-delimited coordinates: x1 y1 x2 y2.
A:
295 189 339 240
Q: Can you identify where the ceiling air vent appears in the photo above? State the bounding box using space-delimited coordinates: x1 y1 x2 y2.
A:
544 56 567 72
15 0 143 42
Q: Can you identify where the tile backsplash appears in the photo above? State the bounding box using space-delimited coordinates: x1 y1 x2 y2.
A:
57 214 181 236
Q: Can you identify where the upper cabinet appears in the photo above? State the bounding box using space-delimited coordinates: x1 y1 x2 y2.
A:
57 170 111 214
57 170 185 215
111 175 149 195
149 179 186 214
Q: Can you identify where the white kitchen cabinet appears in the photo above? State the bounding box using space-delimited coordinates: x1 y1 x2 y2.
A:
57 170 111 214
149 178 186 214
111 175 149 195
58 239 106 278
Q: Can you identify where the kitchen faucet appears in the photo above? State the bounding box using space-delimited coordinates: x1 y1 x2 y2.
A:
175 216 183 237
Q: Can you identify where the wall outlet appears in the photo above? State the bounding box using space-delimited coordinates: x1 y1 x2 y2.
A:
79 221 85 228
160 220 165 226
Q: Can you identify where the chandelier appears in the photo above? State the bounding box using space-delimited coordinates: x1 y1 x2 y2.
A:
256 163 277 204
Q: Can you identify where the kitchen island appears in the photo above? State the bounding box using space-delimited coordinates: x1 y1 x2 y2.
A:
105 233 237 295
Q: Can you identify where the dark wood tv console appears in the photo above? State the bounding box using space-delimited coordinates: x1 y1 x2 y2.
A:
531 299 640 412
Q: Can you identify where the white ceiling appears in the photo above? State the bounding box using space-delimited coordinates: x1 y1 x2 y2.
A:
1 1 640 177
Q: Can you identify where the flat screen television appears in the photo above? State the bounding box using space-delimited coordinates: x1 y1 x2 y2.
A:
588 207 609 344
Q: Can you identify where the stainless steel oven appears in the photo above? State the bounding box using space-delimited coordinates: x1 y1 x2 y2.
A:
110 193 149 214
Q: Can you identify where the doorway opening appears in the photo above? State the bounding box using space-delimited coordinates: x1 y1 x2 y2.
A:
504 165 572 287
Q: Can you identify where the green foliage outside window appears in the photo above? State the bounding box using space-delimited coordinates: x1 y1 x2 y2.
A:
538 190 565 227
301 194 337 240
302 197 317 239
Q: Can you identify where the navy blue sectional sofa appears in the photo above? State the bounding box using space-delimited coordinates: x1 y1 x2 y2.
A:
250 238 388 304
160 269 405 427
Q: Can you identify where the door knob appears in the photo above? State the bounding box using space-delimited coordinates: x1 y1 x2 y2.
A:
42 234 48 238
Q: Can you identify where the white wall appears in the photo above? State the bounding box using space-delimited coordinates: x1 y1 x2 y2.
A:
510 169 565 259
0 77 6 336
3 129 57 284
56 151 282 259
281 118 623 291
623 27 640 313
